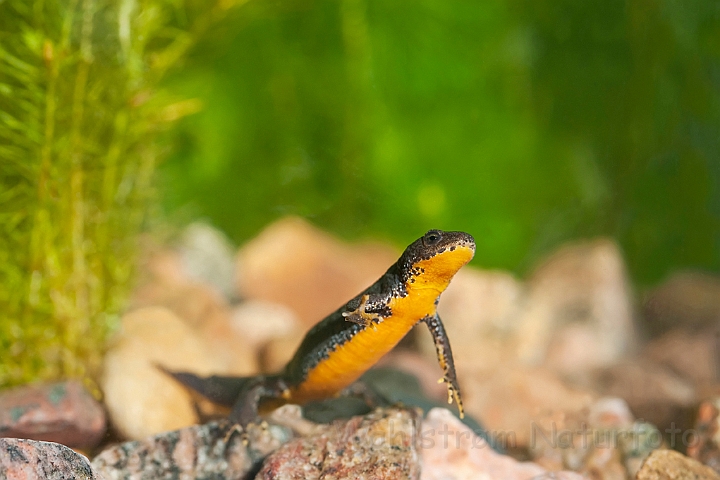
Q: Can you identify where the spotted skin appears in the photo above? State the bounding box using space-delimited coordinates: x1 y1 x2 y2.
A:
168 230 475 428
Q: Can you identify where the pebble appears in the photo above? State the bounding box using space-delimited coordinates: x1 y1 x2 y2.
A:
256 407 421 480
230 300 302 351
636 449 720 480
132 248 258 376
580 444 627 480
461 363 595 448
587 396 635 428
420 408 583 480
592 359 696 429
0 380 105 449
419 267 524 374
643 329 718 388
515 238 636 374
643 271 720 336
135 281 229 330
177 221 238 301
619 422 665 476
236 216 397 328
688 396 720 473
0 437 99 480
101 307 250 440
92 420 291 480
530 397 660 478
134 240 188 289
259 333 305 374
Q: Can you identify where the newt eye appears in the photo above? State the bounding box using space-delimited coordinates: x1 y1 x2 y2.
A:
423 230 443 246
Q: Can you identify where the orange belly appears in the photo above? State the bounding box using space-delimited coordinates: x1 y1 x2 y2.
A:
288 286 441 403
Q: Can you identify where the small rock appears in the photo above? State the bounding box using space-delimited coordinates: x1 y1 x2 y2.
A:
515 239 636 374
580 444 627 480
0 437 99 479
529 475 588 480
0 381 105 449
92 420 291 480
583 397 653 475
134 239 189 289
177 221 238 301
619 422 665 477
259 334 305 374
636 449 720 480
420 408 583 480
134 281 228 330
195 298 259 377
437 268 524 335
643 329 718 388
256 407 421 480
236 216 397 328
102 307 250 440
132 252 259 377
592 360 696 430
267 404 322 437
688 397 720 473
230 300 302 351
643 271 720 336
529 397 656 478
419 267 524 374
587 396 635 428
462 364 595 448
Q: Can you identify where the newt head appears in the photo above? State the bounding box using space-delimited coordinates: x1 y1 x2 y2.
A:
399 229 475 293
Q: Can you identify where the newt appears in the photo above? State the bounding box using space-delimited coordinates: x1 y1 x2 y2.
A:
168 229 475 429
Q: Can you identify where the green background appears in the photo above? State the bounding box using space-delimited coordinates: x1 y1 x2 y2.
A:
160 0 720 285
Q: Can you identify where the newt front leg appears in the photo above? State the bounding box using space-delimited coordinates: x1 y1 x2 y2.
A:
423 313 464 418
342 294 385 330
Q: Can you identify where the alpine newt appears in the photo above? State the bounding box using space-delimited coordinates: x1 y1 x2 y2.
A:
168 229 475 429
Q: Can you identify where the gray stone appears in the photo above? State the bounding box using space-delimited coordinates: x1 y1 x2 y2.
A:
178 221 238 301
92 420 291 480
0 380 105 449
0 437 99 479
643 271 720 336
421 408 584 480
636 449 720 480
516 239 636 374
256 407 421 480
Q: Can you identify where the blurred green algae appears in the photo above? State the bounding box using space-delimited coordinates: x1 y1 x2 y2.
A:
161 0 720 284
0 0 245 387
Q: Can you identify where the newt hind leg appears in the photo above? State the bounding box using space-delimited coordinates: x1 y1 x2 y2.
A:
227 376 290 433
422 314 464 418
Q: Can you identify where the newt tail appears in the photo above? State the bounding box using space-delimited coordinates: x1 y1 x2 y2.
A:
167 229 475 429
